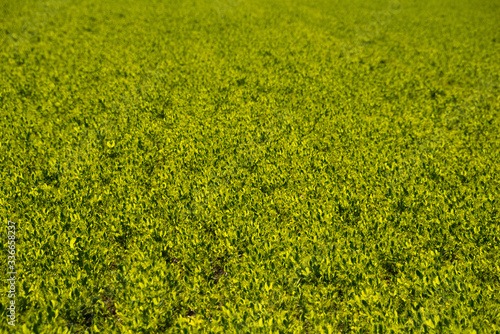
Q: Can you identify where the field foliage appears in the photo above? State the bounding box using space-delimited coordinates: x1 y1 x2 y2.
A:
1 0 499 332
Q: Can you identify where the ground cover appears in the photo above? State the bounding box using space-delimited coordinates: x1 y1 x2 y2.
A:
0 0 499 332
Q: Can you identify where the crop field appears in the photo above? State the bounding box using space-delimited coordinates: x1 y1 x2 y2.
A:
1 0 499 332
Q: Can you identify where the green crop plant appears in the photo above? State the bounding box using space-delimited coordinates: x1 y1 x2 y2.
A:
0 0 499 332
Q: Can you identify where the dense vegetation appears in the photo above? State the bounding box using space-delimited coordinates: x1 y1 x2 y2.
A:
1 0 499 332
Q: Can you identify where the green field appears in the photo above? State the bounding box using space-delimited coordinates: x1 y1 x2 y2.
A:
1 0 499 332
